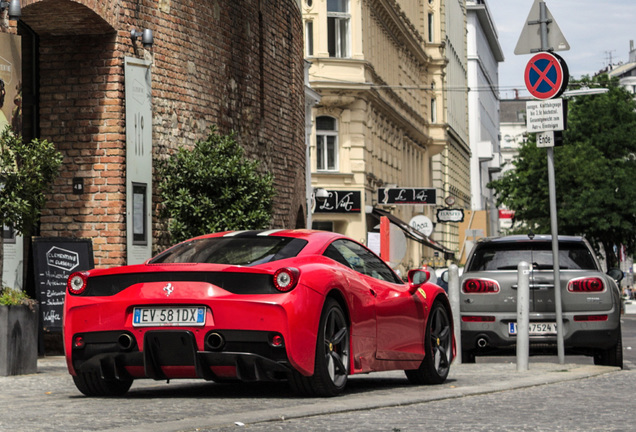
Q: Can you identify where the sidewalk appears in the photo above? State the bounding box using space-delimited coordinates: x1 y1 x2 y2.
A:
0 355 619 432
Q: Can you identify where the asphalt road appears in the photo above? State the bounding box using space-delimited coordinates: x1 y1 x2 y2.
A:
0 358 617 432
196 312 636 432
201 369 636 432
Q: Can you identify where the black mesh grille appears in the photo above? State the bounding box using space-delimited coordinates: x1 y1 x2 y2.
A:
82 272 276 296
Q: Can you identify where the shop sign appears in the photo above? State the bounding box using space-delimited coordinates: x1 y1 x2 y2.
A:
314 190 361 213
377 188 436 205
436 208 464 223
499 209 515 219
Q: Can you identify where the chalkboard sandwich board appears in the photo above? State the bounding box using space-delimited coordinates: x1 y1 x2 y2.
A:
32 237 94 333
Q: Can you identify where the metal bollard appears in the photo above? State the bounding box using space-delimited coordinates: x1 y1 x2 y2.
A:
517 261 530 371
448 264 461 364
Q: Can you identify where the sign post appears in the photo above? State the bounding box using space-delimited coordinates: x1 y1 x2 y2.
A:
517 0 567 365
524 52 568 100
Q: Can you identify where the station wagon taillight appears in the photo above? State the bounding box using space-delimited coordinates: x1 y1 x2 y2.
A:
567 277 604 292
462 278 500 293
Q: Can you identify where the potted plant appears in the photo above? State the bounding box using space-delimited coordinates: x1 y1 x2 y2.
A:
0 287 38 375
0 126 62 375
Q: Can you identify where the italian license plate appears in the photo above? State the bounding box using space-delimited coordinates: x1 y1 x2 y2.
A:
508 322 557 336
132 306 206 327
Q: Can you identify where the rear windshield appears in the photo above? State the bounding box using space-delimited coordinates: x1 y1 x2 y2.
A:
149 237 308 266
467 241 598 271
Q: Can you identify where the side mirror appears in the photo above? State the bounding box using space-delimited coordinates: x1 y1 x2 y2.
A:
607 268 624 282
407 269 430 293
440 270 449 283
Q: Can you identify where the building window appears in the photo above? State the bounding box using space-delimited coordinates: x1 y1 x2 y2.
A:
305 21 314 56
431 98 437 123
327 0 349 58
316 116 339 171
428 13 434 43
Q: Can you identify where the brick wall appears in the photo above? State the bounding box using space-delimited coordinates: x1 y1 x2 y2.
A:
37 34 126 267
10 0 305 267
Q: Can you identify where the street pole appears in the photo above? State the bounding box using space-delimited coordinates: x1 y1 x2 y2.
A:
517 261 530 371
448 264 461 365
539 1 565 364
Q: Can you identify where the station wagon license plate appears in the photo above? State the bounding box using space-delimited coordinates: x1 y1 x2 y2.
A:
133 306 206 327
508 322 557 336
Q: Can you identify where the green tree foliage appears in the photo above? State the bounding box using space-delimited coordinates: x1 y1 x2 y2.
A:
0 126 63 286
157 126 276 243
488 75 636 268
0 127 62 234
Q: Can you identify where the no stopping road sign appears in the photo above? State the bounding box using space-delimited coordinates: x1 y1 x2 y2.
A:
524 52 569 100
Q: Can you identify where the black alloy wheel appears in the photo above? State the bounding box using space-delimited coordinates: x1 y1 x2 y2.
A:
289 298 349 396
406 301 453 384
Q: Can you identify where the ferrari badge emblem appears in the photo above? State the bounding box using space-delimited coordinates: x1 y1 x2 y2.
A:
163 283 174 296
417 288 427 299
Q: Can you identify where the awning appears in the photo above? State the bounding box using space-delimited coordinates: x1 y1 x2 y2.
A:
371 208 455 257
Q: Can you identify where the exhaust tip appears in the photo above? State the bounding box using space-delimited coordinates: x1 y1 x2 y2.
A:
206 332 225 350
477 337 488 348
117 333 135 351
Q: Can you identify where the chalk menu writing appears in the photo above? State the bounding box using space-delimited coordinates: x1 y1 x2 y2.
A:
33 238 94 332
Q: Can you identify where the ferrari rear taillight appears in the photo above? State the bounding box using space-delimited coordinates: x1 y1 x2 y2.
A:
67 271 88 295
462 278 500 293
273 267 300 292
568 277 604 292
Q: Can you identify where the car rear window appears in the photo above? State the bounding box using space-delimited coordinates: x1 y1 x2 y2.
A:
467 241 598 271
149 237 308 266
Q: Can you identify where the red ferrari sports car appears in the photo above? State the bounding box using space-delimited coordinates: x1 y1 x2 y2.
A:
64 229 455 397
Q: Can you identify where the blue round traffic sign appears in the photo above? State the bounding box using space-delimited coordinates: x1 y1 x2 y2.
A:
524 52 569 100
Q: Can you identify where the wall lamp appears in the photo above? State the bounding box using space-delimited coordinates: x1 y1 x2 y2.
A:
0 0 21 21
130 28 154 49
314 188 329 203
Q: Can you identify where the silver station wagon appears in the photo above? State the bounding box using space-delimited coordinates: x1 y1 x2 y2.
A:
460 234 623 367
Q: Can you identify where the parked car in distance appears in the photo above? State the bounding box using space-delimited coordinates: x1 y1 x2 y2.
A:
64 229 455 397
460 234 623 367
434 266 463 292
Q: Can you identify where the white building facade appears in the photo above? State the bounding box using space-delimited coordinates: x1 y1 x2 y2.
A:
465 0 504 245
303 0 457 273
430 0 470 263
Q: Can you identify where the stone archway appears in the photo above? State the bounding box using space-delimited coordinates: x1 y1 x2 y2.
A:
21 0 118 35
